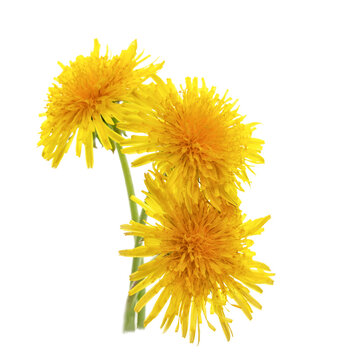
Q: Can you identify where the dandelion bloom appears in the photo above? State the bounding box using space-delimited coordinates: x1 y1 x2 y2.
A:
38 39 163 167
117 77 264 209
119 172 273 343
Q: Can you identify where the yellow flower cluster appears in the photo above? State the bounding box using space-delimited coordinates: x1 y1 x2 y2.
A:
117 78 273 342
38 39 273 343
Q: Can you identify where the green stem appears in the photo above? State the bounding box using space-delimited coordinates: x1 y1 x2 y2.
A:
116 143 139 223
136 209 148 329
116 142 143 332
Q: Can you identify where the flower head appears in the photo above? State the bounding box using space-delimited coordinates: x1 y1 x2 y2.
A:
38 39 163 167
117 77 264 209
119 171 273 343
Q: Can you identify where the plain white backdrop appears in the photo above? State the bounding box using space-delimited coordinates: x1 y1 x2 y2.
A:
1 0 356 359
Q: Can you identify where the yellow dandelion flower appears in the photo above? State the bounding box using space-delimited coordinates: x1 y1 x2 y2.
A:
38 39 163 168
117 77 264 209
119 171 273 343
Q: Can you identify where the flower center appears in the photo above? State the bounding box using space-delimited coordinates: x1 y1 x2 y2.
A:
181 233 207 260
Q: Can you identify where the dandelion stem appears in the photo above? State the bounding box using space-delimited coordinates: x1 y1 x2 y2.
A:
136 209 148 329
116 142 145 332
116 142 139 223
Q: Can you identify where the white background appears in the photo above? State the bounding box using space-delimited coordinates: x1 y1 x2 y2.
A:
1 0 356 359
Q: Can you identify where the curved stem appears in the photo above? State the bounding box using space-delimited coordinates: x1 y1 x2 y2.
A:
116 142 143 332
116 143 139 223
